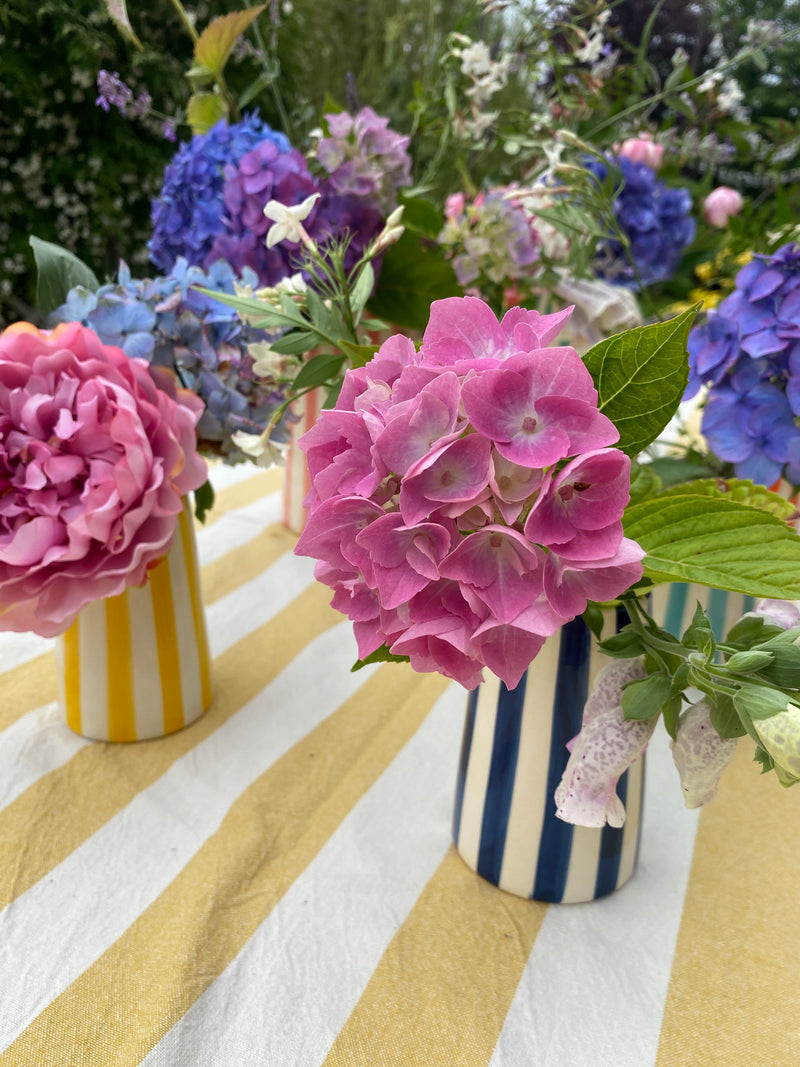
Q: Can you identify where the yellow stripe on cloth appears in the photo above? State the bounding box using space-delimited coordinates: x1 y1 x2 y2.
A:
1 667 449 1066
198 467 283 526
656 740 800 1067
323 847 547 1067
0 583 335 911
0 653 57 732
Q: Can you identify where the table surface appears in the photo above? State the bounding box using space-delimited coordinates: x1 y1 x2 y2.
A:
1 464 799 1067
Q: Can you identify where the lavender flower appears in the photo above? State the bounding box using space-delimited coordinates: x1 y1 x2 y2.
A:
687 243 800 486
316 107 412 214
95 70 134 115
49 258 291 462
584 155 696 290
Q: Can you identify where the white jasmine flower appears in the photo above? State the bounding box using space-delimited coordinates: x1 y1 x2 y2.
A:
460 41 493 78
717 77 745 115
263 193 320 248
575 28 604 64
231 429 288 469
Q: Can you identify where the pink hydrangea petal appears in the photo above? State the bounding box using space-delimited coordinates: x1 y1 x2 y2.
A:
399 435 493 525
543 539 645 618
501 304 574 348
471 621 546 689
421 296 508 365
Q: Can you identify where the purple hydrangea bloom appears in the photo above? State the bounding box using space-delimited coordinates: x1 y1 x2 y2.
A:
584 155 696 290
687 243 800 486
48 258 291 462
148 114 292 275
317 107 411 213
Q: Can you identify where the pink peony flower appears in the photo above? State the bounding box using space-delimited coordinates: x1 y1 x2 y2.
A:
0 322 207 636
295 297 644 689
702 186 744 228
615 133 664 171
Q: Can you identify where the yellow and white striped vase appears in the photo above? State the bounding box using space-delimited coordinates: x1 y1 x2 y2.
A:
283 388 323 535
56 501 212 742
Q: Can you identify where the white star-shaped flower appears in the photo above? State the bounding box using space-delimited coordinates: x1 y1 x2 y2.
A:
263 193 320 249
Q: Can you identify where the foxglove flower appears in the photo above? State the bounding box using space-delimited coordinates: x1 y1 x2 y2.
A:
670 699 738 808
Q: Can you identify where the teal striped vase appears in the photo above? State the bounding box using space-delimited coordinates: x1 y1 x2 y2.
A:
452 607 644 903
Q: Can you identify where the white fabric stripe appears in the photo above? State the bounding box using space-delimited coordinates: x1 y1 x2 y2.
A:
488 727 699 1067
195 490 284 566
0 703 89 811
204 464 275 491
206 551 316 659
0 631 51 674
142 684 465 1067
0 622 378 1050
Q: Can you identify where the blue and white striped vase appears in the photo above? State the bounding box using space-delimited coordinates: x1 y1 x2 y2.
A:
650 583 752 641
452 607 644 903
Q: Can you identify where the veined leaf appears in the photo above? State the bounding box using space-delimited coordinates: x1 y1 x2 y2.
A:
103 0 143 49
29 236 99 315
195 7 266 77
654 477 796 520
337 339 380 369
366 231 460 331
582 305 700 457
186 91 228 134
624 494 800 599
292 351 346 391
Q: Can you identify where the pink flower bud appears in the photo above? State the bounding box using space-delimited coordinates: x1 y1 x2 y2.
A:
703 186 744 228
616 133 664 171
444 192 465 221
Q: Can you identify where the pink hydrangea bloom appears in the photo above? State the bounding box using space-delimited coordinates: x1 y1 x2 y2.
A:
0 322 207 636
555 657 653 827
616 133 664 171
294 296 644 689
702 186 744 228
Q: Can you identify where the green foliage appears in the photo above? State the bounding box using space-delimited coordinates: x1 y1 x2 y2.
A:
583 306 698 457
365 231 461 331
351 644 410 671
623 494 800 599
29 236 98 315
621 671 671 721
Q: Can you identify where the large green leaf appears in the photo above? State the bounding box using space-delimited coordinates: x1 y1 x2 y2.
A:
29 236 99 315
582 305 699 457
195 7 266 77
624 493 800 599
654 477 796 519
366 232 460 332
186 91 229 134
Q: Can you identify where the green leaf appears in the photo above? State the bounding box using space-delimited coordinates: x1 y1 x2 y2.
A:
186 91 229 134
29 236 99 315
682 602 715 656
366 231 460 332
195 6 266 77
349 262 375 319
351 644 410 671
621 672 671 721
268 330 317 356
336 339 380 369
103 0 143 49
654 478 796 520
670 661 691 698
623 494 800 599
305 288 347 340
398 194 445 240
237 71 274 110
193 480 215 524
582 601 605 641
582 305 699 456
662 695 682 740
725 615 783 649
708 693 747 740
646 456 719 487
750 632 800 688
597 628 646 658
292 351 346 391
733 685 792 722
628 461 662 506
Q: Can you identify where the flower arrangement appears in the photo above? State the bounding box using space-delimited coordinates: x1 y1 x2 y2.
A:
49 258 290 463
686 242 800 487
0 321 207 637
289 292 800 827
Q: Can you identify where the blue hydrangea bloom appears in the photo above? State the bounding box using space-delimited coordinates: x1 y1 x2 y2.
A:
148 114 291 275
584 155 695 290
48 259 291 462
687 242 800 487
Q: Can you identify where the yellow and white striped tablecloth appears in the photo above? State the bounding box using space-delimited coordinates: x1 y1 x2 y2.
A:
1 465 799 1067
